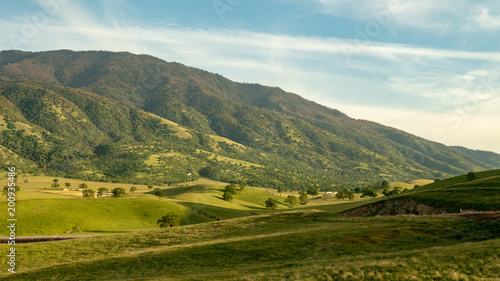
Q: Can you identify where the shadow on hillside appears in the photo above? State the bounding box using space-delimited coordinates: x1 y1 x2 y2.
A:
175 201 256 219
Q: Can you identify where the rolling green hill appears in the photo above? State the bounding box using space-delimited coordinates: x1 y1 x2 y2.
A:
0 197 210 236
342 170 500 216
1 49 499 191
1 210 498 280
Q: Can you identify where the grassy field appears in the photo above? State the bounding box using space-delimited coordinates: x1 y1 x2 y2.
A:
0 197 209 236
402 169 500 212
0 211 498 280
0 172 499 279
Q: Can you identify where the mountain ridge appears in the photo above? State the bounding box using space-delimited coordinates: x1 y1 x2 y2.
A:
0 49 498 190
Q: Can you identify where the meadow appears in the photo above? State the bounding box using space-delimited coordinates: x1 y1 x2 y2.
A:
0 172 498 280
0 211 498 280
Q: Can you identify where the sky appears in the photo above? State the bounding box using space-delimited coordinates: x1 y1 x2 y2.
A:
0 0 499 153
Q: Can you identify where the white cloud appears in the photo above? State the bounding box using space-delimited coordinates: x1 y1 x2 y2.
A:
474 8 500 30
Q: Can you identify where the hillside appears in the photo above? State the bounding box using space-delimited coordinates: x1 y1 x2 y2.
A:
342 169 500 216
1 49 499 191
1 210 498 280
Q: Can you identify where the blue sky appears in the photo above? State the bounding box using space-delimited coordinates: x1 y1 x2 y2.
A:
1 0 499 153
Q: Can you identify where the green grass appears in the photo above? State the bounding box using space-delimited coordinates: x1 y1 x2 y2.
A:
208 134 246 150
0 197 209 236
403 170 500 212
343 170 500 215
146 112 192 138
1 211 498 280
0 172 499 280
160 184 287 211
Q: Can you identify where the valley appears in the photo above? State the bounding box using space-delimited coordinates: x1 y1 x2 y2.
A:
0 50 499 280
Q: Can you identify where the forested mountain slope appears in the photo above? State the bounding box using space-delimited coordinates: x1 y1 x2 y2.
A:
0 50 498 191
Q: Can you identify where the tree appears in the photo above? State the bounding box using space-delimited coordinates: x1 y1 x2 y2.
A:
239 183 246 191
2 185 20 198
466 172 476 181
285 195 298 207
79 183 88 190
154 190 165 198
299 192 308 205
97 187 109 197
346 190 355 201
147 184 154 190
307 187 319 196
53 179 59 183
383 188 390 197
336 190 345 200
130 186 137 193
157 212 180 228
82 189 95 198
361 187 377 198
222 191 233 201
225 184 237 194
65 182 71 188
381 180 390 189
51 182 60 188
265 198 278 209
111 187 126 198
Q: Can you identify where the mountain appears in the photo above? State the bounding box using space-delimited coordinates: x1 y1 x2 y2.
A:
0 49 499 191
452 146 500 168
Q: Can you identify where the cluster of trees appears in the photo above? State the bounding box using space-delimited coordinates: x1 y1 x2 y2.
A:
335 189 355 200
382 186 409 197
360 187 378 198
80 186 126 198
222 183 245 201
